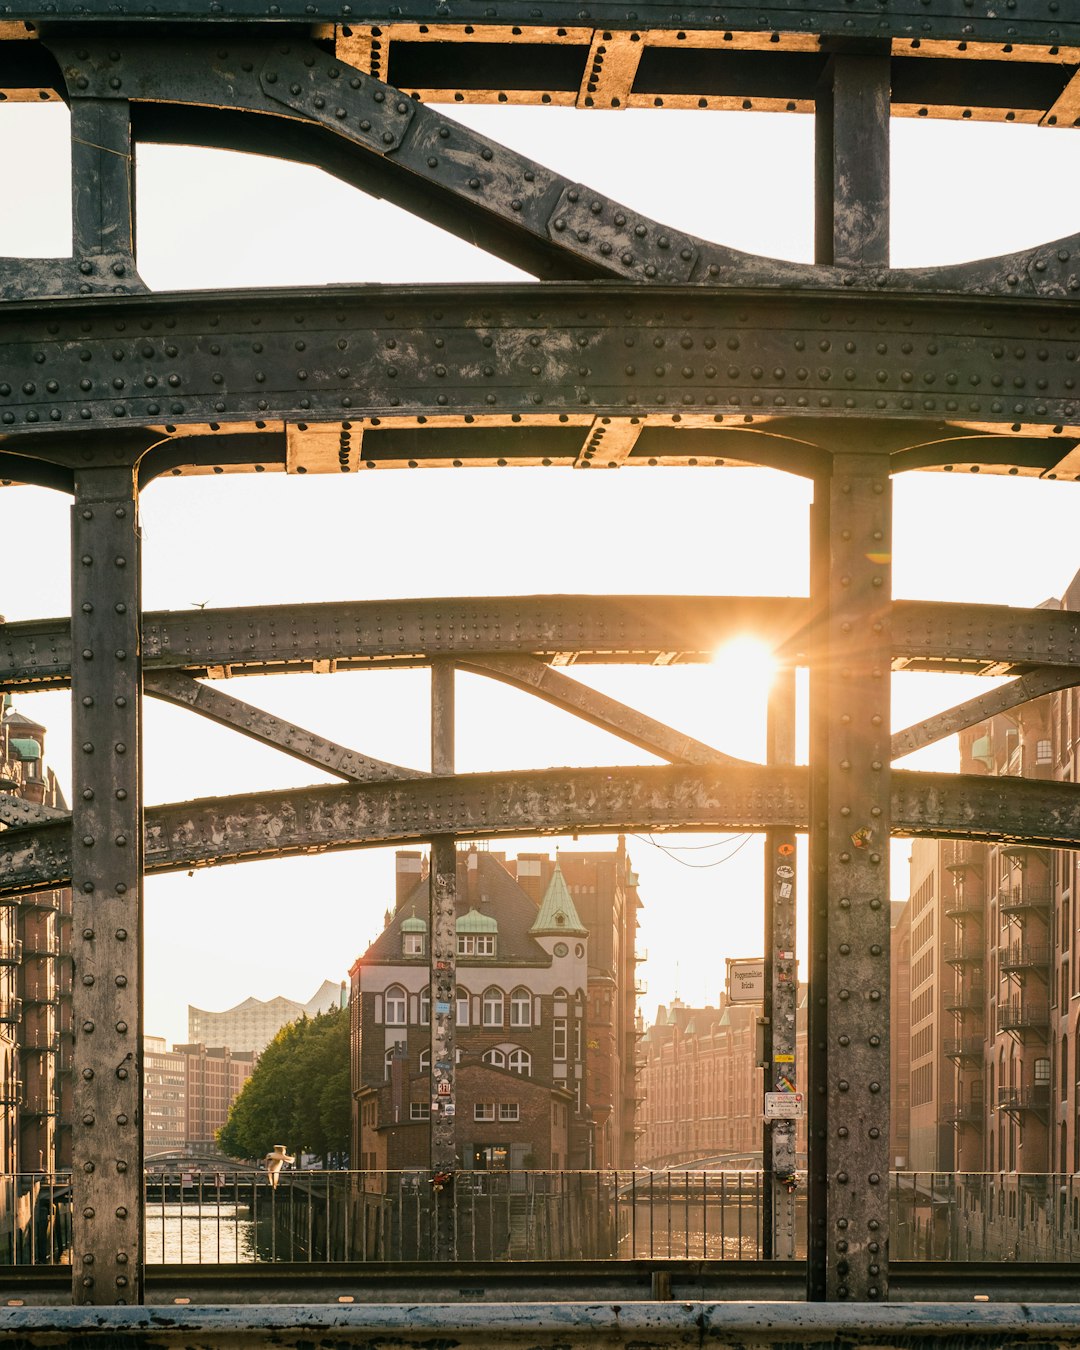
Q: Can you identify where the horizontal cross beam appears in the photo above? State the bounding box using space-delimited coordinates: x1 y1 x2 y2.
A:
0 288 1078 460
4 597 1079 692
4 763 1080 898
11 5 1080 45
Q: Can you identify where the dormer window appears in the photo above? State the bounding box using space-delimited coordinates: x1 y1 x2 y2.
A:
401 914 427 956
455 908 498 956
458 933 496 956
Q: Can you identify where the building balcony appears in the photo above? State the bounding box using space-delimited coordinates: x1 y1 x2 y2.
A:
945 844 985 875
22 985 58 1007
997 1001 1050 1034
0 940 22 967
944 892 983 921
21 895 59 914
942 1100 985 1128
943 939 984 966
944 985 985 1014
944 1036 984 1064
0 1080 22 1107
22 1095 60 1118
1001 944 1051 973
0 998 22 1026
633 948 648 963
634 978 648 996
997 1084 1051 1115
999 883 1053 917
22 1031 61 1054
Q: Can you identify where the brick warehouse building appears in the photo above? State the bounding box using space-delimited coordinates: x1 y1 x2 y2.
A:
889 568 1080 1258
350 845 641 1172
0 697 72 1181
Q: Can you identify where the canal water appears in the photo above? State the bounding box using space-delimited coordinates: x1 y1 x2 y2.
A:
144 1203 258 1264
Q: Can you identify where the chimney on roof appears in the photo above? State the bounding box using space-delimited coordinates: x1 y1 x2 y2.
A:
395 850 424 910
466 848 480 904
514 852 547 905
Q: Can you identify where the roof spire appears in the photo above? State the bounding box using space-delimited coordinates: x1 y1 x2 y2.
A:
529 861 587 937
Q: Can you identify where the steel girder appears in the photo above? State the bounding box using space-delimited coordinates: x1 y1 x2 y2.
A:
5 763 1080 899
5 595 1080 691
0 288 1078 470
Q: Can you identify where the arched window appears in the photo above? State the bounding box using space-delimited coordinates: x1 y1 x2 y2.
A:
384 1047 396 1080
385 985 407 1026
482 987 504 1027
510 987 531 1028
419 988 431 1026
508 1048 532 1077
456 987 470 1026
419 1048 431 1073
483 1047 506 1068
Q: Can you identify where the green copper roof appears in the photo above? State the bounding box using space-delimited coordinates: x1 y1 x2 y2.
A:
9 738 40 760
400 915 427 933
456 907 498 933
530 863 587 937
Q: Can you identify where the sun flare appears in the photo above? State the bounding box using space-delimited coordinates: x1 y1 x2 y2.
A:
711 637 778 707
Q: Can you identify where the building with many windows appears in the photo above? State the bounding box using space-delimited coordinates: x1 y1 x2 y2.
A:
0 697 72 1179
350 845 640 1173
189 980 344 1056
635 993 808 1170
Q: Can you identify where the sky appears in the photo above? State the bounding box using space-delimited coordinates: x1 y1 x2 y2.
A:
3 97 1080 1046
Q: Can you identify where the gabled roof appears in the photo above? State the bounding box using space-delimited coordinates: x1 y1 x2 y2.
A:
362 850 554 966
529 863 587 937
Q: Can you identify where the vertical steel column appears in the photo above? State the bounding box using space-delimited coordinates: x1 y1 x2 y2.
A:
814 51 890 269
69 466 143 1305
429 661 456 1260
806 453 892 1301
69 98 137 276
764 665 798 1262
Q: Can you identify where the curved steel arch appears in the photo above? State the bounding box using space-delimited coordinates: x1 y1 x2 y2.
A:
3 5 1080 1305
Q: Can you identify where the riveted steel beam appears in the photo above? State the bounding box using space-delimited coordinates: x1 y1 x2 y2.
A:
69 465 144 1306
1 289 1080 452
11 3 1080 48
144 670 427 781
7 765 1080 899
8 596 1080 693
1 596 811 691
806 454 892 1302
6 37 1080 303
459 654 746 766
891 667 1080 759
0 794 65 827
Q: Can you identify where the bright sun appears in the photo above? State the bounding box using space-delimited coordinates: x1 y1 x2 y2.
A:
711 637 778 707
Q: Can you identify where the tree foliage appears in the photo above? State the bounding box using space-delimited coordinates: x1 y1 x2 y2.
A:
217 1005 350 1165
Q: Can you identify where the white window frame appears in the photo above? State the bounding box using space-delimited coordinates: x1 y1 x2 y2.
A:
499 1102 520 1122
510 987 531 1028
385 985 407 1027
482 987 504 1027
508 1048 532 1077
483 1048 506 1068
474 1102 495 1122
419 1048 431 1072
456 988 470 1026
553 1018 567 1062
403 932 425 956
419 988 431 1026
410 1102 430 1120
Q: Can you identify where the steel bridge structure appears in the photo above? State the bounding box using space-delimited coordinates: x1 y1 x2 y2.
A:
2 0 1080 1333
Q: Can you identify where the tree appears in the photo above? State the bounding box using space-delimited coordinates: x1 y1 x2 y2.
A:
218 1005 350 1166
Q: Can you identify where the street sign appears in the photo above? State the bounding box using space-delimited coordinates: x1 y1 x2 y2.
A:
764 1091 804 1120
726 957 765 1002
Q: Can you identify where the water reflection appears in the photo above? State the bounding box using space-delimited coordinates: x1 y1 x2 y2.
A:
144 1203 256 1264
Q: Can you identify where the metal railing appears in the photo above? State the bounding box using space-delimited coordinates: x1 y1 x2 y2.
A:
10 1169 1080 1267
997 1001 1050 1032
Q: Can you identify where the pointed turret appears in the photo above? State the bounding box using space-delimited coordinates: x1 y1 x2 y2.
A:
529 862 587 937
